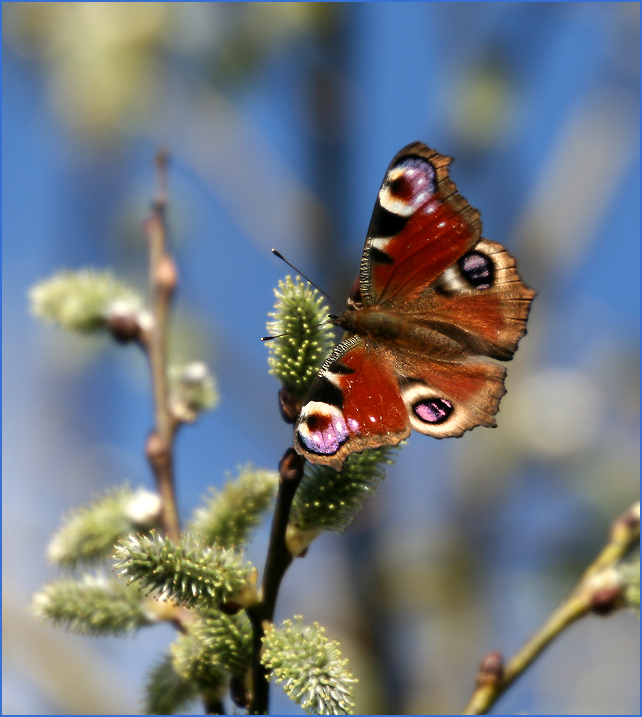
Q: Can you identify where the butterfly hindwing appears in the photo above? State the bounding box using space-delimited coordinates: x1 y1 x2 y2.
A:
294 339 508 469
294 338 410 471
393 351 507 438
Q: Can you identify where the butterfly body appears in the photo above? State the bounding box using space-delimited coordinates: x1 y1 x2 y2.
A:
293 142 536 471
334 305 483 358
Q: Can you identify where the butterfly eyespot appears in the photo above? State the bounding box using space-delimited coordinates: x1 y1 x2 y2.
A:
413 398 453 425
459 251 494 290
388 176 406 195
296 402 349 456
305 413 324 431
378 157 435 218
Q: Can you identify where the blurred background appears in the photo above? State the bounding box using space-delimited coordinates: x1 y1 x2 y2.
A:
2 3 639 714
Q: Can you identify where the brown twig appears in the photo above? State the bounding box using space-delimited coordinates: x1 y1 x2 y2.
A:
463 501 640 715
202 694 226 715
247 448 306 715
140 151 218 707
140 149 181 543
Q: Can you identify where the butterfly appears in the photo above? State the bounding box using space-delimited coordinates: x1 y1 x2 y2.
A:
293 142 536 471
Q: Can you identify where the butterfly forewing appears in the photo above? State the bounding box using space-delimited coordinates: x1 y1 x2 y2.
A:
361 143 481 307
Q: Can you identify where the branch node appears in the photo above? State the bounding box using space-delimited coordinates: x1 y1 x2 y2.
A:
146 432 171 467
279 448 305 483
278 387 301 424
219 601 244 616
106 312 141 343
476 650 504 688
230 675 250 709
155 254 178 295
590 584 623 616
612 501 640 537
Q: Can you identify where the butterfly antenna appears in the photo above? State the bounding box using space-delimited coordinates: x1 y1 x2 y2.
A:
260 319 334 342
271 249 342 312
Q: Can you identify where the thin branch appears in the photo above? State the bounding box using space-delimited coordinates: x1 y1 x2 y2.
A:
261 450 306 619
247 448 306 715
463 501 640 715
141 149 180 543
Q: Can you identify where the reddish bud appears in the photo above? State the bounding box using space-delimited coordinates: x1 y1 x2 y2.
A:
278 388 301 424
613 502 640 534
591 585 623 615
155 255 178 294
106 313 140 343
476 650 504 687
218 601 244 616
145 432 170 466
279 448 305 483
230 675 250 708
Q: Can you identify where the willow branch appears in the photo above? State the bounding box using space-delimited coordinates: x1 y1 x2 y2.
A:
247 448 305 715
463 501 640 715
141 149 180 543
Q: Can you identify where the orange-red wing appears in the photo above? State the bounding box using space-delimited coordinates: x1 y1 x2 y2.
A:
360 142 481 306
294 338 410 471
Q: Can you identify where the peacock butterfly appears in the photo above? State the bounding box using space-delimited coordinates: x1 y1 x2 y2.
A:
293 142 536 471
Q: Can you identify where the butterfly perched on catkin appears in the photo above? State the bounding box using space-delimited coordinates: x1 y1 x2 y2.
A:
293 142 536 471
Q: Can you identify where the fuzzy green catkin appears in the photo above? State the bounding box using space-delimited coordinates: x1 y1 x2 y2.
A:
32 574 152 636
168 361 219 422
47 484 162 568
29 269 144 333
290 446 397 533
267 276 334 399
172 609 252 687
144 653 199 715
171 630 228 692
262 617 356 715
189 466 279 549
113 531 255 609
